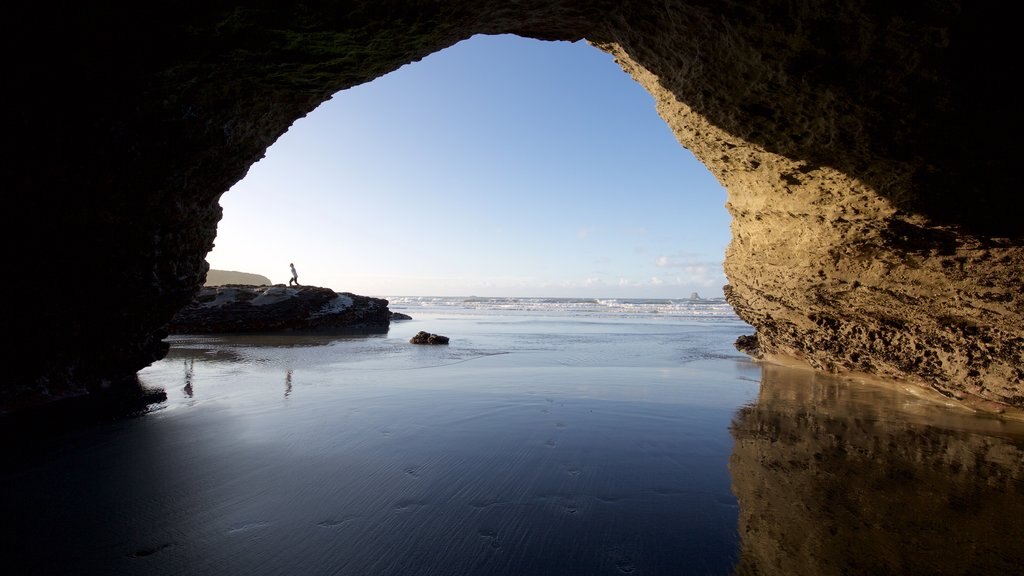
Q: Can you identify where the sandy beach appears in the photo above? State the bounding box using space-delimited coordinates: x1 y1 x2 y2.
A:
4 302 1023 575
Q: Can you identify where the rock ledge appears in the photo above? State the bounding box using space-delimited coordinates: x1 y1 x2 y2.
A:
166 285 392 334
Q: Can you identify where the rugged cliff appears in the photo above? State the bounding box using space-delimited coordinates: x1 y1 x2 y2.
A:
7 1 1021 413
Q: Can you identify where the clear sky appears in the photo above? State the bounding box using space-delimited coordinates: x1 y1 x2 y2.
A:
206 34 732 299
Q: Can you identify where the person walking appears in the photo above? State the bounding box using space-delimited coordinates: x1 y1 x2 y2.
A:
289 263 300 286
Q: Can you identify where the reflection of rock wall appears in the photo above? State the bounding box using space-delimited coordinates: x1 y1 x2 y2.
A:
730 365 1024 576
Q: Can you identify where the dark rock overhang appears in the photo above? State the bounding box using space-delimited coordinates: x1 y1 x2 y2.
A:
6 1 1021 416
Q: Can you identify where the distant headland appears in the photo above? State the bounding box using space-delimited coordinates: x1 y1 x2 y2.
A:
205 269 273 286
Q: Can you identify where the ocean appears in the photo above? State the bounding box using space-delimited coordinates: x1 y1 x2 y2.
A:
4 296 1023 575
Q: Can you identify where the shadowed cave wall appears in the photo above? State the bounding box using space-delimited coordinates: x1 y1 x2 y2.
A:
7 1 1022 413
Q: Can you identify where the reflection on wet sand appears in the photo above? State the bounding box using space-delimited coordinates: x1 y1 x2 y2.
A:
166 332 389 349
729 364 1024 576
160 332 393 366
183 359 194 398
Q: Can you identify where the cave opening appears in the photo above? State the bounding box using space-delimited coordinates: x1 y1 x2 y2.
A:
206 34 733 302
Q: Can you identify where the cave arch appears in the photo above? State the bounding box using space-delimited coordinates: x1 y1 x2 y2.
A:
9 1 1021 414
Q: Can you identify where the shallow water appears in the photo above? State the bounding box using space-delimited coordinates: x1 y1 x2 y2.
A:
4 309 1023 575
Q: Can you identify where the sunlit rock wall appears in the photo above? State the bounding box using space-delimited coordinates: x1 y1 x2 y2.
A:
8 1 1021 412
602 42 1023 412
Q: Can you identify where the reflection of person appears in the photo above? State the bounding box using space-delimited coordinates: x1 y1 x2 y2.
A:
285 369 293 398
289 263 300 286
183 359 194 398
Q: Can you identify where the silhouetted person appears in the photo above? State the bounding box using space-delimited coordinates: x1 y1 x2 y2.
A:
289 263 300 286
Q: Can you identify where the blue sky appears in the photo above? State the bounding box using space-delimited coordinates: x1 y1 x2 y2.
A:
206 34 731 298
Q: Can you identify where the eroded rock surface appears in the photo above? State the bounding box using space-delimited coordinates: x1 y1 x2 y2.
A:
166 285 391 334
410 331 450 345
8 1 1021 413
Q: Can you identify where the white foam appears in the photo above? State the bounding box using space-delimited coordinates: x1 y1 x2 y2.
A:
251 286 296 306
312 294 354 317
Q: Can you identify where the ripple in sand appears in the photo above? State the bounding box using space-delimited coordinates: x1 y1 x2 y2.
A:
318 516 362 528
607 547 637 574
226 522 270 534
393 498 429 511
478 529 502 549
467 499 509 509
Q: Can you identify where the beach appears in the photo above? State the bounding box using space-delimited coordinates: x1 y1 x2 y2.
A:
4 297 1023 575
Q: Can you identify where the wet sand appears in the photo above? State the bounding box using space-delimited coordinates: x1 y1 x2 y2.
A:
4 314 1023 575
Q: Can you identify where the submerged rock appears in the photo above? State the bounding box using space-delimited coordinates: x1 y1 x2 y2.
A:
410 331 449 345
166 285 392 333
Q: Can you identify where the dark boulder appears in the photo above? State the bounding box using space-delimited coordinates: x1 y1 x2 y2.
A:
166 285 391 334
410 331 449 345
